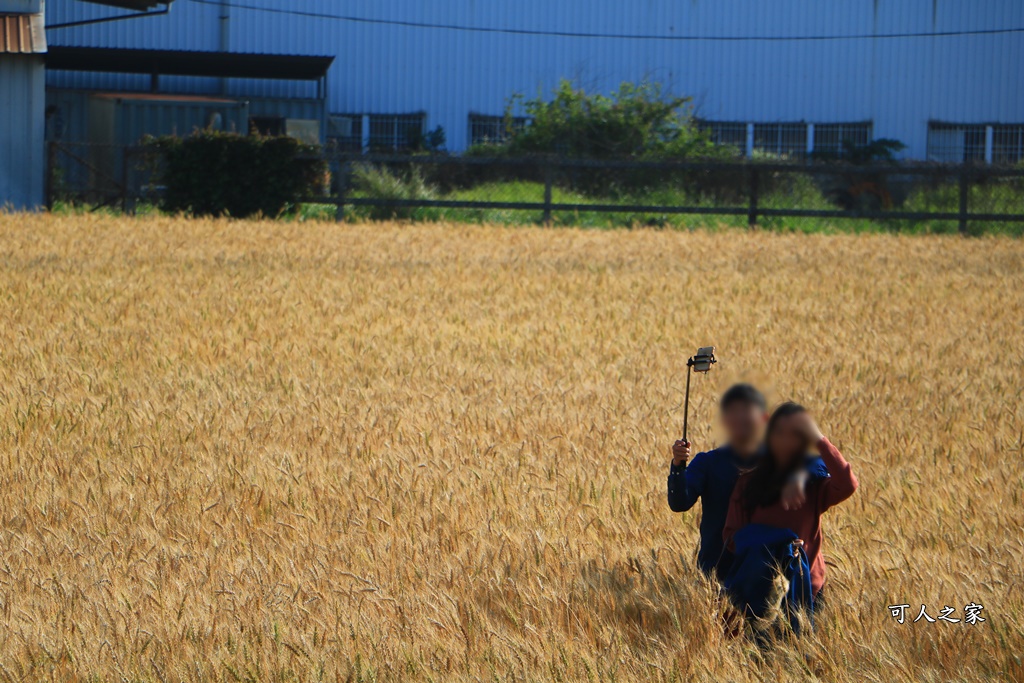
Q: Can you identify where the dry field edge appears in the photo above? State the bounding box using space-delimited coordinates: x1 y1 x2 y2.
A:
0 214 1022 682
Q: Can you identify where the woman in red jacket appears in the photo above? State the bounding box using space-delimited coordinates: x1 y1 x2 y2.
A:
723 402 858 599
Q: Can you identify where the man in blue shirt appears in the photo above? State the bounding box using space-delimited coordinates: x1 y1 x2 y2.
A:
668 384 827 580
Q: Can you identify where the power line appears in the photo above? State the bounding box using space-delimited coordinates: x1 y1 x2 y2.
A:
188 0 1024 41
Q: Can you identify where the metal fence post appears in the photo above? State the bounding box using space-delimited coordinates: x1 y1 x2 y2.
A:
747 166 759 228
120 146 130 214
45 141 57 211
542 163 553 225
958 166 970 235
335 160 349 222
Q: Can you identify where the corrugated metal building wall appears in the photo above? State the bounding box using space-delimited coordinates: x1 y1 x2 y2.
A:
0 55 46 209
44 0 1024 157
1 5 46 210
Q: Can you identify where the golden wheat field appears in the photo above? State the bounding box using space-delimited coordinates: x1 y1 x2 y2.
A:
0 213 1022 683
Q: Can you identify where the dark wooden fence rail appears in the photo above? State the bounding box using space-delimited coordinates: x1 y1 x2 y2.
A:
311 154 1024 233
45 143 1024 233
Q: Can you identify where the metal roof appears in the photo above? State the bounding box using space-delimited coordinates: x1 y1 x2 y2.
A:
0 12 46 54
89 92 239 103
80 1 170 8
46 46 334 80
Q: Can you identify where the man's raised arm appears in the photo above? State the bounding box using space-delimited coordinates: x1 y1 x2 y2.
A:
668 440 706 512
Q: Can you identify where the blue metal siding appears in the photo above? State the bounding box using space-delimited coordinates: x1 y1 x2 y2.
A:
45 0 1024 156
0 54 45 209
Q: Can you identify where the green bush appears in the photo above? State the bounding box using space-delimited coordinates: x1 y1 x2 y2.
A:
146 131 325 218
351 163 438 221
501 80 723 160
449 80 736 198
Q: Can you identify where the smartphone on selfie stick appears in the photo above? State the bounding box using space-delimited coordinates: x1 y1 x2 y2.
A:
682 346 717 447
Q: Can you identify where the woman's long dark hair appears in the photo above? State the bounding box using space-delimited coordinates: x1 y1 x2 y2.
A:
742 402 811 512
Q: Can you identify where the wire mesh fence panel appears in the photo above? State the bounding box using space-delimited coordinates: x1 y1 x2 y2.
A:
468 114 530 146
368 114 428 152
700 121 748 156
812 123 873 157
927 123 988 164
124 146 164 210
963 170 1024 234
50 142 121 206
326 115 363 152
753 123 809 160
48 142 162 211
992 125 1024 166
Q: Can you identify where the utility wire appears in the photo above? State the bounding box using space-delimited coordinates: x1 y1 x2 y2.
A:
188 0 1024 41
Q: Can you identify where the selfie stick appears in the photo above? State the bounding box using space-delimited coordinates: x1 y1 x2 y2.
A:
683 347 717 444
683 367 692 443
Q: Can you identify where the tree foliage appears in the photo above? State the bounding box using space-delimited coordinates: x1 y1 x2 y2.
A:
493 80 725 160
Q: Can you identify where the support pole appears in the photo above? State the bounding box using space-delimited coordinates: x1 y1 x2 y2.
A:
682 365 692 443
361 115 371 155
45 141 57 211
120 146 130 213
219 0 231 96
335 160 349 222
747 166 759 228
958 167 970 235
542 164 553 225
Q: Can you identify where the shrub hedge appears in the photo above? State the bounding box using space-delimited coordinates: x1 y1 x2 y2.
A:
146 131 326 218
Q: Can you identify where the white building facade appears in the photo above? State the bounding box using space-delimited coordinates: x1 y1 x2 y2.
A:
44 0 1024 161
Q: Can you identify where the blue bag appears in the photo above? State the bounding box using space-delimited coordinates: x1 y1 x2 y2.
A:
722 523 814 635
